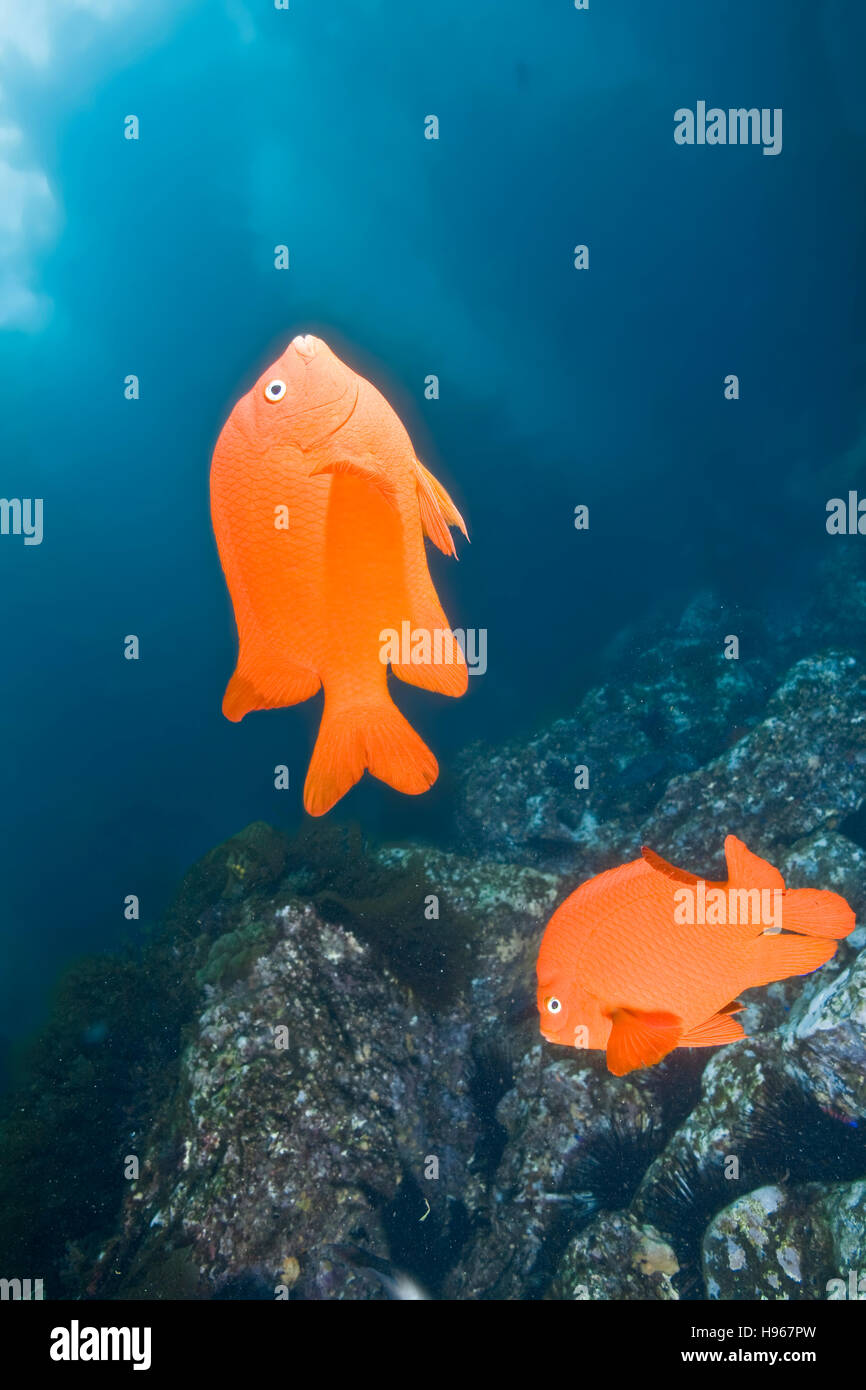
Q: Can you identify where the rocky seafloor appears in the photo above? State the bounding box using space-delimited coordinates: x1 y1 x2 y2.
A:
3 564 866 1300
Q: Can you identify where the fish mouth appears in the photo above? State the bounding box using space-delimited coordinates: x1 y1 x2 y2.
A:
279 334 358 443
287 333 358 436
291 333 320 361
540 1022 586 1049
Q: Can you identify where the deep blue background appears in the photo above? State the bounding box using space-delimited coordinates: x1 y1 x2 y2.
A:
1 0 865 1036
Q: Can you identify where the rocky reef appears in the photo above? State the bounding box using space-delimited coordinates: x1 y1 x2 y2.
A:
3 570 866 1301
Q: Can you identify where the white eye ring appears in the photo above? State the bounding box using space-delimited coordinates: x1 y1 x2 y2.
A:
264 379 287 402
546 997 562 1015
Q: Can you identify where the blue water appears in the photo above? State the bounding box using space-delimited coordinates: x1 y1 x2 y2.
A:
1 0 865 1037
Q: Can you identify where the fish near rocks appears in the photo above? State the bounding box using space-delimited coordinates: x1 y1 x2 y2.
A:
536 835 855 1076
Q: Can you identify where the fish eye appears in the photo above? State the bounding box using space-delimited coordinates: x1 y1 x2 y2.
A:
264 379 287 402
545 997 562 1015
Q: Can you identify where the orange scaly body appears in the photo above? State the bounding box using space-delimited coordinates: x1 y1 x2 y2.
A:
537 835 854 1075
210 334 468 815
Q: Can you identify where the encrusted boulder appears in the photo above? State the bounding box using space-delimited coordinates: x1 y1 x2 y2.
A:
641 652 866 872
550 1212 679 1300
443 1045 678 1299
105 902 482 1299
703 1180 866 1301
455 594 777 869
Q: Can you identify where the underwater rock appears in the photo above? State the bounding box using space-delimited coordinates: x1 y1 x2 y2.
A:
104 900 482 1300
69 802 865 1301
455 594 777 869
785 941 866 1117
457 577 866 880
702 1184 824 1300
702 1180 866 1301
641 651 866 871
633 947 866 1295
801 549 866 655
550 1211 679 1300
377 844 561 1040
443 1046 681 1299
163 821 290 936
18 586 866 1302
24 820 565 1300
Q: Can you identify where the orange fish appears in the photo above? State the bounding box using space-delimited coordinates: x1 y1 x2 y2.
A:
536 835 854 1076
210 334 468 816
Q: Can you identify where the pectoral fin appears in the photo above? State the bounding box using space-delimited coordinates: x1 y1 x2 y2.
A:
309 451 398 506
413 458 468 557
605 1007 683 1076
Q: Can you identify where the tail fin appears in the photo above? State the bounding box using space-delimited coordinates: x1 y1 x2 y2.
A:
782 887 856 940
303 696 438 816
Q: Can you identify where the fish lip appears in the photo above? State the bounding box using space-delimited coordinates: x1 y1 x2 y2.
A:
291 333 320 361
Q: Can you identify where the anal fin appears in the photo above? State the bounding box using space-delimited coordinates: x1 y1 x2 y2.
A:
391 607 468 697
745 932 837 989
393 650 468 697
679 1005 746 1049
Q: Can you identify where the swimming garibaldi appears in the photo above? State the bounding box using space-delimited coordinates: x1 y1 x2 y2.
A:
210 334 468 816
537 835 854 1076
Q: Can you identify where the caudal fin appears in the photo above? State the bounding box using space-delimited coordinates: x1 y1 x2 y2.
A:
303 696 438 816
782 887 856 939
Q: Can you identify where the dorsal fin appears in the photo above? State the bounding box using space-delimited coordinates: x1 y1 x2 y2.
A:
640 846 701 885
413 458 468 557
723 835 784 891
